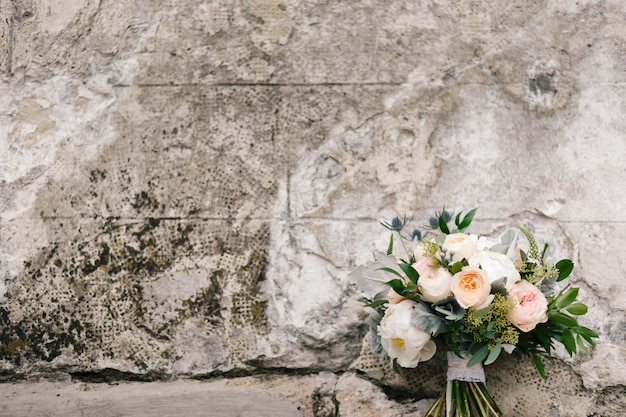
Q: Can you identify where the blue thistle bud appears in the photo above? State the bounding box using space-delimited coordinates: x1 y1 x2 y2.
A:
411 229 422 241
390 216 404 231
429 216 438 229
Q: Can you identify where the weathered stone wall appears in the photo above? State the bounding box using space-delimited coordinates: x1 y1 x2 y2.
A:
1 1 625 416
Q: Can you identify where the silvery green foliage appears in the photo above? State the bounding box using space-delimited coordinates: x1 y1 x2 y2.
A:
411 303 447 337
369 309 387 359
348 251 399 300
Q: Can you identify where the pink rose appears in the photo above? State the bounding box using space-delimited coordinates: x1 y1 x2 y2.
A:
507 281 548 332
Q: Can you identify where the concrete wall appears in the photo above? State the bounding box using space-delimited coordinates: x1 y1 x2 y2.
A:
1 1 625 416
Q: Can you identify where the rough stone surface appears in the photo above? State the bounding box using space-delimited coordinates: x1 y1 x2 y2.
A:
1 1 625 416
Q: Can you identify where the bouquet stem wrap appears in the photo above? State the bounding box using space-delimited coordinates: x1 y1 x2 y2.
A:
446 352 485 383
423 352 503 417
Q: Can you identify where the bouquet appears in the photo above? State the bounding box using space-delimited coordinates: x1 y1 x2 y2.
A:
349 208 598 417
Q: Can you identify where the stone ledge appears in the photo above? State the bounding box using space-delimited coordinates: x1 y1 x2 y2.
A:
0 380 303 417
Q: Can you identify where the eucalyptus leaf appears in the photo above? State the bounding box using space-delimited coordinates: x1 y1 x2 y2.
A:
538 275 557 298
490 277 508 295
369 310 388 359
433 297 466 320
411 302 448 336
472 306 491 318
484 343 502 365
467 344 489 367
499 228 519 256
347 251 400 300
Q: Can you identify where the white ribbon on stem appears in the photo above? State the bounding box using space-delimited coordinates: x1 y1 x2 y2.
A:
446 351 486 382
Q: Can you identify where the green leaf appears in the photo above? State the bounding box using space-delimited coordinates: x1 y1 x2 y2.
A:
531 353 546 379
398 262 419 284
576 335 590 354
449 261 465 275
533 329 553 354
365 299 388 308
385 279 406 294
438 215 450 234
556 287 579 309
549 312 579 328
556 259 574 282
576 326 599 345
455 212 462 227
562 329 577 355
565 303 588 315
386 234 394 256
467 344 490 367
457 208 478 230
376 267 404 280
484 343 502 366
473 306 491 318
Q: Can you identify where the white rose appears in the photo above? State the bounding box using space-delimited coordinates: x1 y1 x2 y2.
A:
378 300 437 368
414 259 453 303
442 233 478 262
469 250 521 289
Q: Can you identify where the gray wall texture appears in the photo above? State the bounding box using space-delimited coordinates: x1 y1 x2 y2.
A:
1 1 625 416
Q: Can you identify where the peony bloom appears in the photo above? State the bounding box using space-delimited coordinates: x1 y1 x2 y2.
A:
451 267 492 310
414 258 453 303
378 299 437 367
507 280 548 332
443 233 478 262
469 250 521 289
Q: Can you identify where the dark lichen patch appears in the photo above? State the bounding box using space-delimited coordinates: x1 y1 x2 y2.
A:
69 368 170 383
0 304 88 364
229 248 271 333
175 270 224 326
131 191 160 211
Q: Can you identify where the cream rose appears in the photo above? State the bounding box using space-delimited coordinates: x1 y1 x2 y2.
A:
469 250 521 289
378 299 437 368
443 233 478 262
414 258 453 303
507 280 548 332
451 267 492 310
